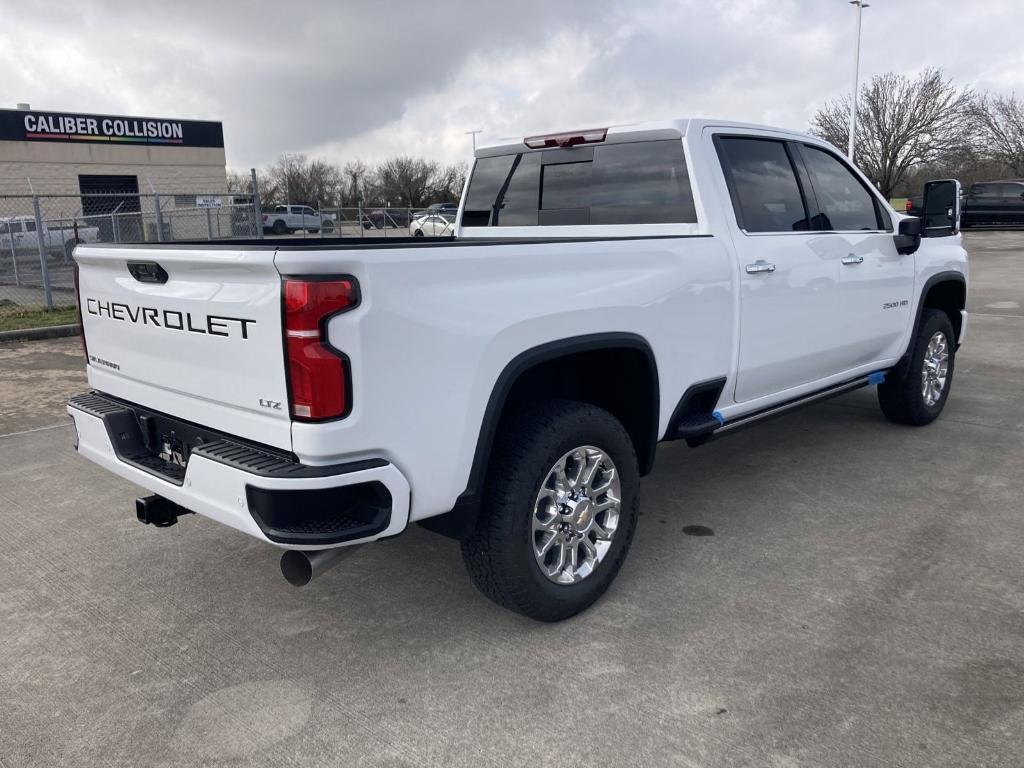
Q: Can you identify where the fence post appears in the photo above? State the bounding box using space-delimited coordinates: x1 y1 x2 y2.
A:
251 168 263 239
31 194 54 310
154 192 165 242
206 207 214 240
6 229 20 286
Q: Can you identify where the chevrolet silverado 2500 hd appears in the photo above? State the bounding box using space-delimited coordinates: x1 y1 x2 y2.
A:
67 119 968 621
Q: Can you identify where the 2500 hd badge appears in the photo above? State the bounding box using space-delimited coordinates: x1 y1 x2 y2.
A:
85 298 255 338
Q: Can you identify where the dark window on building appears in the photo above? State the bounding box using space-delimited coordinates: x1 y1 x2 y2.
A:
717 138 809 232
462 140 696 226
79 174 141 242
801 145 882 231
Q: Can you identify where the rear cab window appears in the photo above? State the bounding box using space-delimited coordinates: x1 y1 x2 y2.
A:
461 138 698 230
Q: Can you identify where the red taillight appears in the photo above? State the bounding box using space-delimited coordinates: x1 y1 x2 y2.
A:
283 278 358 421
262 214 268 222
72 261 88 361
905 200 913 211
524 128 607 149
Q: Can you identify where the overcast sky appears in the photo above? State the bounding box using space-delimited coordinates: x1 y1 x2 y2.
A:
2 0 1022 170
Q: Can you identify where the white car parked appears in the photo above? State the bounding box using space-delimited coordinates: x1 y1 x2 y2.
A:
409 213 455 237
68 118 967 621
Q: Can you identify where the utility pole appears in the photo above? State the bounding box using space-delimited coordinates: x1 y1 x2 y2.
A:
464 129 482 154
848 0 869 161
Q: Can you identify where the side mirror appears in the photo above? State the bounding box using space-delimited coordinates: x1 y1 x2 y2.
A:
922 179 961 237
894 216 921 255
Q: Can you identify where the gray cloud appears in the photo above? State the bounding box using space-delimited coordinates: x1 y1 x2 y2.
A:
2 0 1022 169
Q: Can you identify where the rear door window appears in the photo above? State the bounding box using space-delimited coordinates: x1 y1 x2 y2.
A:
462 139 696 226
716 137 809 232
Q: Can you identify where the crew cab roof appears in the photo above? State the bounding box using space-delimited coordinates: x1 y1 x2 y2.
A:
473 118 819 158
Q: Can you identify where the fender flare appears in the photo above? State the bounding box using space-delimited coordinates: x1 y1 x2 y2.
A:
423 332 659 539
893 271 966 380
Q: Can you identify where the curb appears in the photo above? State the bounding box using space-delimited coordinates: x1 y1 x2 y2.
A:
0 324 80 343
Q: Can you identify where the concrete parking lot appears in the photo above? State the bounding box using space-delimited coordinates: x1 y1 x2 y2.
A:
1 231 1022 768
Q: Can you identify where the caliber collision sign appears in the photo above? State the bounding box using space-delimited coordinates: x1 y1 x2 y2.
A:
0 108 224 148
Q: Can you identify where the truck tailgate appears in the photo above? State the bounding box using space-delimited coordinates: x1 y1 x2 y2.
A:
75 245 291 450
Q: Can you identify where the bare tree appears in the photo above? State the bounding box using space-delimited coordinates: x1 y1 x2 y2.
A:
226 169 252 195
342 159 369 205
974 93 1024 176
375 156 439 207
811 68 975 198
433 162 468 202
265 153 344 207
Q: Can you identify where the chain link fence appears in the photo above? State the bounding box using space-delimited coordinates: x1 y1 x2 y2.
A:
0 175 455 332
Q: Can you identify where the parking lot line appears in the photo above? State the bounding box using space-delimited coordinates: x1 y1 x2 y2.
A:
0 421 71 440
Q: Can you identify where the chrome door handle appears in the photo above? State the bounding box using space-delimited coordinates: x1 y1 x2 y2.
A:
842 254 864 265
745 260 776 274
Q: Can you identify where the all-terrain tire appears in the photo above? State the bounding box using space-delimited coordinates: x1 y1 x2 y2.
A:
461 399 640 621
878 308 956 426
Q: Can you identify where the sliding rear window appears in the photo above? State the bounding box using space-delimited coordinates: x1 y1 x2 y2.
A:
462 139 697 226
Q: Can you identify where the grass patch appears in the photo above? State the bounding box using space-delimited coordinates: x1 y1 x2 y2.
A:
0 305 78 332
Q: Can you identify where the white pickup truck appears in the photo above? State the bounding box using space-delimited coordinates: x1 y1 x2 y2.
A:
67 119 968 621
1 215 99 260
261 205 331 235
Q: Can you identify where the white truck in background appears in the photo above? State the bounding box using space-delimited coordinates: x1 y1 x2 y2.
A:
261 205 332 235
1 215 99 260
67 119 967 621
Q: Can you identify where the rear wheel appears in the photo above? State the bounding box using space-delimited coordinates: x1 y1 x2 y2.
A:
413 229 424 237
878 308 955 425
461 399 640 621
271 220 287 235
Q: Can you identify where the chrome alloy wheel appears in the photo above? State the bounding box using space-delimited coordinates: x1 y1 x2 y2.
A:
531 446 621 585
921 331 950 407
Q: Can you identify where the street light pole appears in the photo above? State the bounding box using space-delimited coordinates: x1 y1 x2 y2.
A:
848 0 869 162
465 129 482 154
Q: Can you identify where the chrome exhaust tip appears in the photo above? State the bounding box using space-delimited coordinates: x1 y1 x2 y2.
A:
280 546 360 587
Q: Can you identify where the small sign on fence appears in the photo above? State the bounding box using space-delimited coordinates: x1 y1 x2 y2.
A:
196 195 223 209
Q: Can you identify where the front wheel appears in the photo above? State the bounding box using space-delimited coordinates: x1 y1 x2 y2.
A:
461 399 640 621
878 308 956 425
